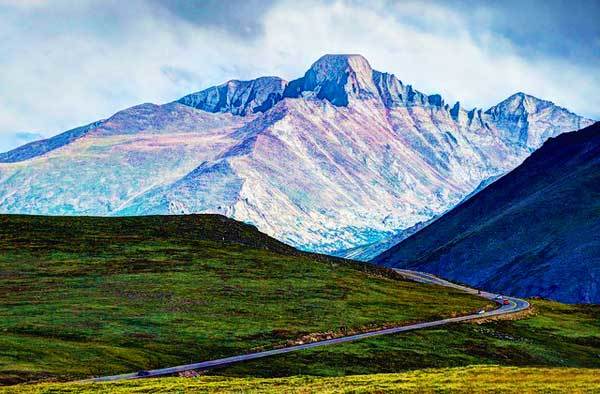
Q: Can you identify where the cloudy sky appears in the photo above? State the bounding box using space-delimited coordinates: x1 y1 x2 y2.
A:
1 0 599 152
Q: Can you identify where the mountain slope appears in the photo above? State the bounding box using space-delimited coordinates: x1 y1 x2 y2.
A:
0 121 104 163
0 103 248 215
374 122 600 304
0 54 593 253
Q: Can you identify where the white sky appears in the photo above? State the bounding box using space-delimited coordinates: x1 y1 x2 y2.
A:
0 0 598 151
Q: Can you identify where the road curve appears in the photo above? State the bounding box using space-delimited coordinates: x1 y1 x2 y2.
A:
87 269 529 382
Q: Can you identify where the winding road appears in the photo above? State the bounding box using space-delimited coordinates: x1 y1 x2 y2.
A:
89 269 529 382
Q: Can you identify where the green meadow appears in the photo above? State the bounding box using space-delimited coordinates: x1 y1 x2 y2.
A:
0 214 488 384
3 366 599 393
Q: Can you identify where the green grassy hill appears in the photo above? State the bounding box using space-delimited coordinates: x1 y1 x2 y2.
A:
0 214 490 385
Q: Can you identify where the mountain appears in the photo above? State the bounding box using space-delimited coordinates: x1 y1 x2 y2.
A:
0 54 593 253
373 122 600 304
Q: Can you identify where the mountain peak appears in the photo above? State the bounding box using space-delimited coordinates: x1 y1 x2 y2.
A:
309 54 373 74
488 92 554 116
283 53 379 106
509 91 542 101
485 92 593 148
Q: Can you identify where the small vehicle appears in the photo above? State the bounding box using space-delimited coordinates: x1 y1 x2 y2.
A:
503 299 511 305
477 309 486 315
137 370 150 377
494 295 504 300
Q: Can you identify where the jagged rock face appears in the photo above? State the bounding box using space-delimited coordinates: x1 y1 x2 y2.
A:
178 76 287 116
0 54 594 254
372 71 429 108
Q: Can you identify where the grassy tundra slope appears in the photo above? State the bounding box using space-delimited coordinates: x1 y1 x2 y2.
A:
0 214 490 384
4 366 600 393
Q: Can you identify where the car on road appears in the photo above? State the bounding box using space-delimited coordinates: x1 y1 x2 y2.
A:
503 299 511 305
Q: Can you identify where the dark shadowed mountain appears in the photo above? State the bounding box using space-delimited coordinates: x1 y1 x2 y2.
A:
374 122 600 304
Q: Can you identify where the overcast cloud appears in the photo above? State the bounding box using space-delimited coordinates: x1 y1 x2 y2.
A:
0 0 598 152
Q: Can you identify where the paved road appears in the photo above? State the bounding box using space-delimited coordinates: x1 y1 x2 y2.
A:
88 269 529 382
393 269 530 318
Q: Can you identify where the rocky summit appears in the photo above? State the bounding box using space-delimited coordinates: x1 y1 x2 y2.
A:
0 54 593 255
